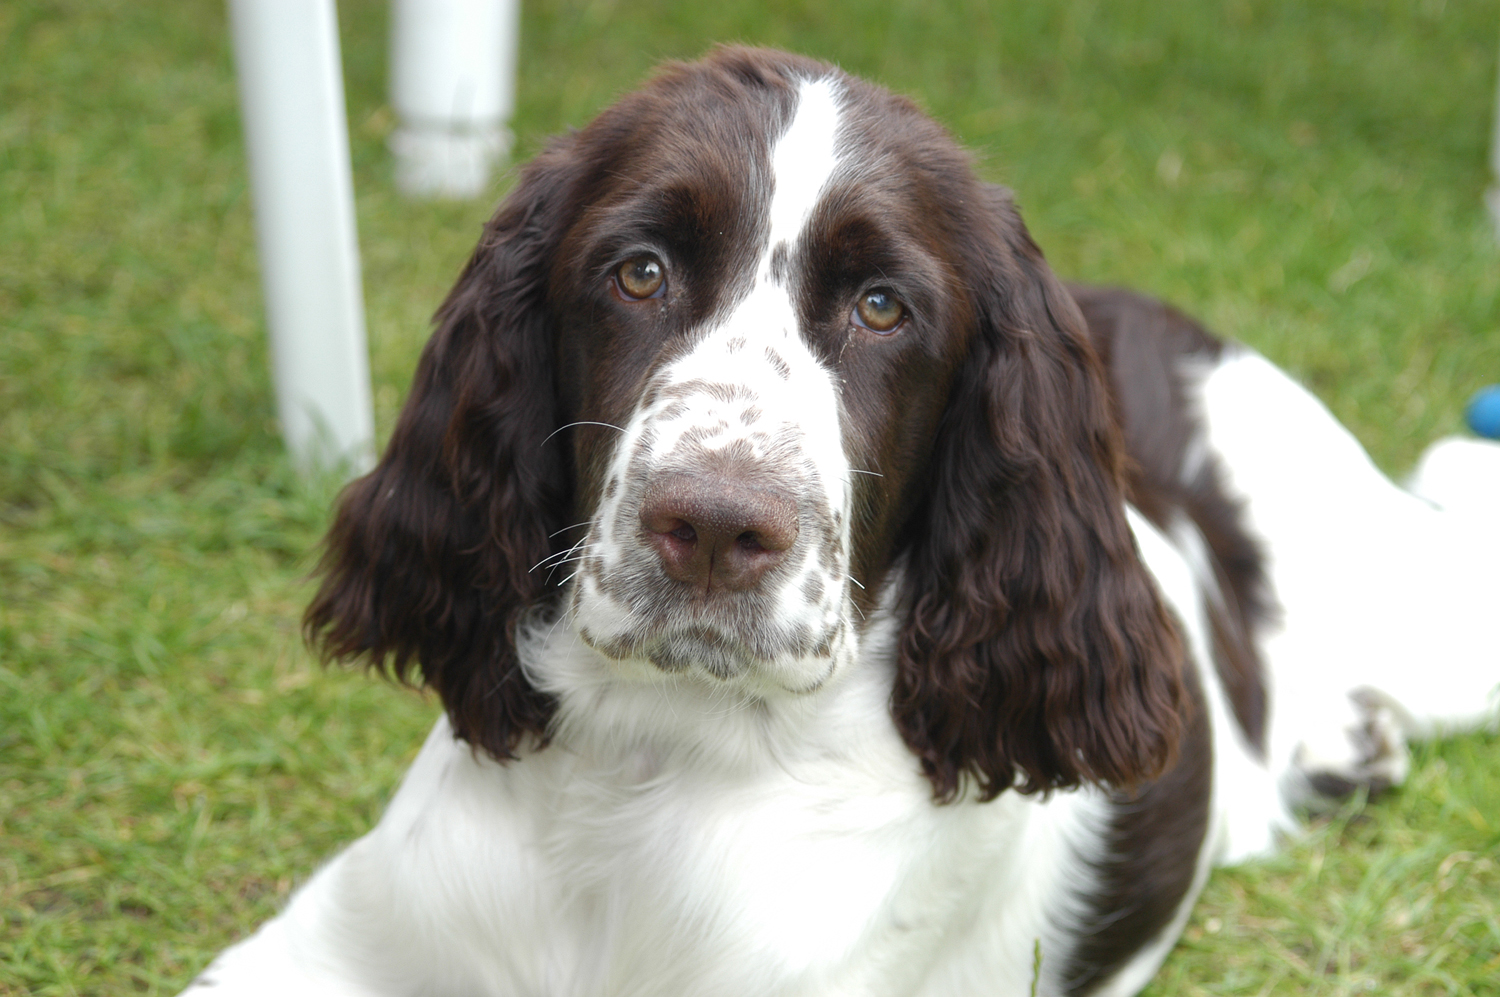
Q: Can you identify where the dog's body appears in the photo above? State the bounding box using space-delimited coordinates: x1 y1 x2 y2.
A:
185 50 1500 997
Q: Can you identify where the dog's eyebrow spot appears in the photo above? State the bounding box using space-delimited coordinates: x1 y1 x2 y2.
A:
661 379 756 404
765 348 792 381
769 242 790 283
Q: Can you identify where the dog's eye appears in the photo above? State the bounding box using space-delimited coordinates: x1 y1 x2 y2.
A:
853 290 905 334
616 256 666 300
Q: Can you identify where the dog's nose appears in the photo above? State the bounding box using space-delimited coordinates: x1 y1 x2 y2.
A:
640 475 799 592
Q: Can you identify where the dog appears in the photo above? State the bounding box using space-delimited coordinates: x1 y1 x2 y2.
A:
183 47 1500 996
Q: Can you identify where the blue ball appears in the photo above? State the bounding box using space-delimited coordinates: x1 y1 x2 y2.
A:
1466 385 1500 440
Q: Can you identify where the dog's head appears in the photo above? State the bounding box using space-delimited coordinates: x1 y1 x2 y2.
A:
307 48 1183 800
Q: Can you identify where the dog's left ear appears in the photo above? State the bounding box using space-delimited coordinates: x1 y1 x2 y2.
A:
304 138 584 760
893 185 1185 801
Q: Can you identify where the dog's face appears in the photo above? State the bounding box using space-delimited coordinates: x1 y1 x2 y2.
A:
308 48 1185 801
547 70 979 695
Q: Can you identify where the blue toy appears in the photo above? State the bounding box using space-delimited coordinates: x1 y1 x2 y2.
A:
1466 385 1500 439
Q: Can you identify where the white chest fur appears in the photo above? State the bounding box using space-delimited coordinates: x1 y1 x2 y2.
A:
239 630 1108 997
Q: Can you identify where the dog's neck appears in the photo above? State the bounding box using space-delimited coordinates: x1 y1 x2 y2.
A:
519 590 908 785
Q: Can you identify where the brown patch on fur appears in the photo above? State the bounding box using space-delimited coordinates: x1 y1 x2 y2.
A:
660 379 757 404
1070 285 1271 756
764 348 792 380
890 187 1186 802
304 136 582 760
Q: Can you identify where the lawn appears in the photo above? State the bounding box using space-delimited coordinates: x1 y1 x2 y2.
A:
2 0 1498 993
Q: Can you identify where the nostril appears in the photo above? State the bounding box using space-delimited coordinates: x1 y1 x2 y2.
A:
670 522 697 543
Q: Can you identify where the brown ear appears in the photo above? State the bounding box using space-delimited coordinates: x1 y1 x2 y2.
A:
304 139 582 760
893 186 1185 801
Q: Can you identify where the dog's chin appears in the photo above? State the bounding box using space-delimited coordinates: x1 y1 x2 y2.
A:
644 627 753 679
579 622 840 697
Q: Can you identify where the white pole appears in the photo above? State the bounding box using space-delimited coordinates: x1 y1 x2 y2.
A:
389 0 520 199
229 0 375 475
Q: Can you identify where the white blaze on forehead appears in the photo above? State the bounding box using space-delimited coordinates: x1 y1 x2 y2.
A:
766 76 844 261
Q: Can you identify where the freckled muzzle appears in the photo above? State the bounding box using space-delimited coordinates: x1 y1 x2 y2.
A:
570 361 857 690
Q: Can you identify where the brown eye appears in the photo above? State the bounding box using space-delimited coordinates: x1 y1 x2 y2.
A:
616 256 665 300
853 290 905 334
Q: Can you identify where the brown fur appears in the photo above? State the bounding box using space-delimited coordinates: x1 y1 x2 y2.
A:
303 137 584 759
891 190 1187 801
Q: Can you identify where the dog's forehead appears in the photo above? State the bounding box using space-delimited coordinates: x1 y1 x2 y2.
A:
586 63 859 215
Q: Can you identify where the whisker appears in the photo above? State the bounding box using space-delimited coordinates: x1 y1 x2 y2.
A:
530 537 598 573
846 574 866 590
542 550 595 573
544 559 589 584
540 421 625 448
549 521 592 538
540 532 602 583
848 468 884 478
536 547 599 573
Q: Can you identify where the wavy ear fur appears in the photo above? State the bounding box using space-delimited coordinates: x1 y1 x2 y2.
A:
894 186 1185 801
304 141 581 759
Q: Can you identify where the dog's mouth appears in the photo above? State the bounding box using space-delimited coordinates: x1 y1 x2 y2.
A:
578 614 821 672
572 596 846 694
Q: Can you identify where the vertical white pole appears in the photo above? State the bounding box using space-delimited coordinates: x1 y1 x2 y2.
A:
229 0 375 474
389 0 520 199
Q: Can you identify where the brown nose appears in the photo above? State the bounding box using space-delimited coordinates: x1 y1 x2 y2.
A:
639 474 799 592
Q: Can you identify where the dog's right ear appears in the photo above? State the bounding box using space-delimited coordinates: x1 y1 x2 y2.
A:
305 137 582 760
892 185 1185 803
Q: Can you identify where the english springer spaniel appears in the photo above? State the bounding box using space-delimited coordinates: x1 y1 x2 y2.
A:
185 48 1500 997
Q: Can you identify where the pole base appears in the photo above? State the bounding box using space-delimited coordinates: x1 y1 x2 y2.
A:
390 124 512 199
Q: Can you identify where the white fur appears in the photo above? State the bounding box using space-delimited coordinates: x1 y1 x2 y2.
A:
1195 350 1500 808
191 616 1115 997
1409 435 1500 515
767 77 843 250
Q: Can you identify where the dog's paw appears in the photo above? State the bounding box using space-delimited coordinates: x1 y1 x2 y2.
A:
1292 686 1410 803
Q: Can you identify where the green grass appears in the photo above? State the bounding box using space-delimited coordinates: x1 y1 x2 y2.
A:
2 1 1497 993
